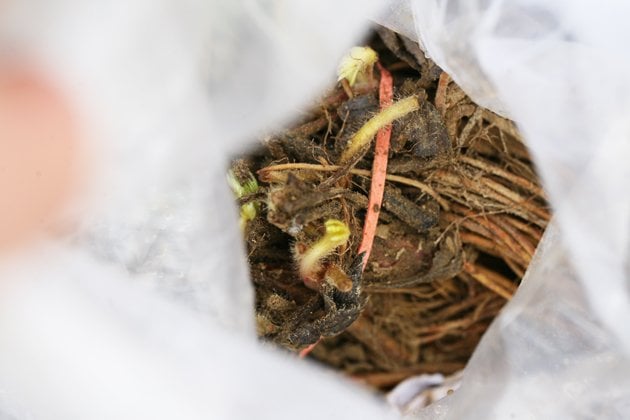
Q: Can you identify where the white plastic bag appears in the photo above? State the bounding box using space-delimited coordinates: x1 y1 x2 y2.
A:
0 0 629 419
0 0 393 418
382 1 630 417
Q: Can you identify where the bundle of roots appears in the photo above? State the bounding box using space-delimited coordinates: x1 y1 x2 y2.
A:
230 27 549 390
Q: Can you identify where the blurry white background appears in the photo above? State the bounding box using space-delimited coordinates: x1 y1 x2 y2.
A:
0 0 629 419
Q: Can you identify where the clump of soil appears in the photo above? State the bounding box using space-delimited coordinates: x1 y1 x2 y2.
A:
230 27 549 390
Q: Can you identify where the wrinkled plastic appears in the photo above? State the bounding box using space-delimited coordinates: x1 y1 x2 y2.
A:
0 0 393 418
0 0 628 419
383 1 630 417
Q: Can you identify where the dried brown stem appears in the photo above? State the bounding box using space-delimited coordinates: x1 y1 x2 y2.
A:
287 116 329 138
346 316 414 364
463 262 517 300
458 155 545 199
259 163 450 210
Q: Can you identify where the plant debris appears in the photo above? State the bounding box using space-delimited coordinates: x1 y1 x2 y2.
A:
229 27 550 391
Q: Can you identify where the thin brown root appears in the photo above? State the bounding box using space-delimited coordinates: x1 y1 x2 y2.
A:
259 163 450 210
463 262 516 300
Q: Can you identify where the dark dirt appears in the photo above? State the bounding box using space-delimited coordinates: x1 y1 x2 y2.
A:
229 27 549 390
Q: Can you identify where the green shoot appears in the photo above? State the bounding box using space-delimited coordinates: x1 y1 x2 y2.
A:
339 95 420 164
298 219 350 283
337 46 378 87
227 169 259 231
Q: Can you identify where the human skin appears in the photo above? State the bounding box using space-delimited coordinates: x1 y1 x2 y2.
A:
0 66 78 251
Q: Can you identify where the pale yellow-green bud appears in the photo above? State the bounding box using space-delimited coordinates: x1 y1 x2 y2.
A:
227 169 259 230
337 46 378 87
339 95 420 164
299 219 351 281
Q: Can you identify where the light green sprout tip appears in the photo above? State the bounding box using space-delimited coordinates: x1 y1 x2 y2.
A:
227 169 260 230
337 46 379 87
299 219 351 281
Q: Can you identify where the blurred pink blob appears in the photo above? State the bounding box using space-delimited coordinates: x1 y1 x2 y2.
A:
0 66 78 251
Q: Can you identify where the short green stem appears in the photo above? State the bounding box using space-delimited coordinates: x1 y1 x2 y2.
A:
299 219 350 281
340 95 420 164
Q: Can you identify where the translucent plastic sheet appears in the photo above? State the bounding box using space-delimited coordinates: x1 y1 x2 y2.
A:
0 0 392 418
407 0 630 347
383 1 630 417
0 0 629 419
